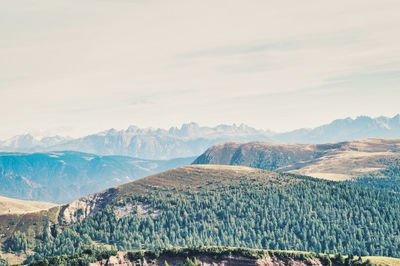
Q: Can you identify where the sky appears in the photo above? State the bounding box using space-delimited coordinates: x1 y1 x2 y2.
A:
1 0 400 139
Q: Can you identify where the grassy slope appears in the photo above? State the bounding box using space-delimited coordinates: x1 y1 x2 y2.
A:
117 164 294 197
0 196 56 216
0 206 61 264
0 249 26 265
0 196 59 243
0 197 57 264
364 256 400 266
193 138 400 180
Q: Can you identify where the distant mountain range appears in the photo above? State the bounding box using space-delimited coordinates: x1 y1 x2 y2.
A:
0 123 271 160
1 115 400 160
274 114 400 143
0 151 194 203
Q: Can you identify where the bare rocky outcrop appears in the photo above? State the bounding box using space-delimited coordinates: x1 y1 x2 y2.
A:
137 203 160 219
114 202 136 219
60 188 118 225
257 257 323 266
90 252 132 266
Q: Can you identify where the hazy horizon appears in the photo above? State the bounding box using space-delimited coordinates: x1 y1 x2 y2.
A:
1 113 400 140
2 0 400 139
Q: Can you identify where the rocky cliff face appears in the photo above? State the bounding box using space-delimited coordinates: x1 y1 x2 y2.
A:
60 188 118 225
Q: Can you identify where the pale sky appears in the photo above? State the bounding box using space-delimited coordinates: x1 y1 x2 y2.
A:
1 0 400 139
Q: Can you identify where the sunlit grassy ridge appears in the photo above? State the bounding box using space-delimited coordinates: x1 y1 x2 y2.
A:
363 256 400 266
0 197 56 216
117 165 292 196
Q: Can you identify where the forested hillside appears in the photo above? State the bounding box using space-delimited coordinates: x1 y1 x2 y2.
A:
349 157 400 192
2 165 399 263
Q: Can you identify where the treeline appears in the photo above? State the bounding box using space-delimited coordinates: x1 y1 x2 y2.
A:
28 249 117 266
350 157 400 192
18 174 400 262
3 231 33 253
28 247 374 266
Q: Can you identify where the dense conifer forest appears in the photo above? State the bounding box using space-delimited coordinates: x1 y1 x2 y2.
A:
350 158 400 192
6 166 398 264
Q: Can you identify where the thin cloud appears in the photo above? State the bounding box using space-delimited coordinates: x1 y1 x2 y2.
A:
1 0 400 138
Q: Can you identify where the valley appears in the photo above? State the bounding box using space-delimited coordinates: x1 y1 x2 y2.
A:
0 151 194 203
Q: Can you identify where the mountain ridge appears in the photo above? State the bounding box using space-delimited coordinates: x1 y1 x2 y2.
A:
2 114 400 160
192 138 400 180
0 123 271 160
274 114 400 143
0 196 56 216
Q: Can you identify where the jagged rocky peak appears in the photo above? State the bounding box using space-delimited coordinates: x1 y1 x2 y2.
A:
179 122 200 137
126 125 139 133
2 115 400 159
